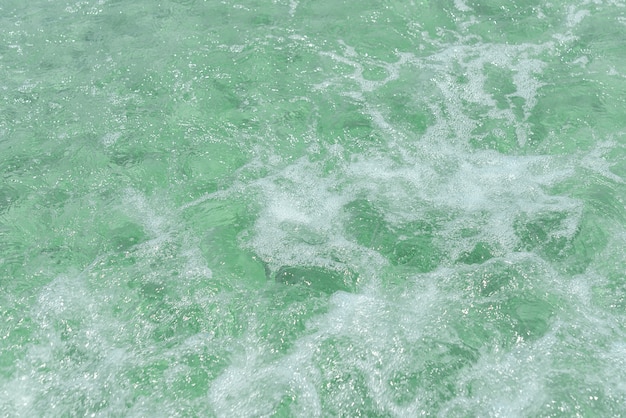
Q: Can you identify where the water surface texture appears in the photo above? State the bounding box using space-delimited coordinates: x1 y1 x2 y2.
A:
2 0 626 416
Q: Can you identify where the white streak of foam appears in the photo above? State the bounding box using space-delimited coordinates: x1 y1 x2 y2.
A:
581 139 626 184
454 0 473 12
566 5 590 27
316 39 551 149
288 0 298 17
208 278 442 417
101 131 121 147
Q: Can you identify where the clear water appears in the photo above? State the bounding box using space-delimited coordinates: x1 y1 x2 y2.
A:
1 0 626 416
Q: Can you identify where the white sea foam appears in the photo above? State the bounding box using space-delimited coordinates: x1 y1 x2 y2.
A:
101 131 122 147
247 31 577 274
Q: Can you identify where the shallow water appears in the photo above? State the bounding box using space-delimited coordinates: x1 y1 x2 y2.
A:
1 0 626 416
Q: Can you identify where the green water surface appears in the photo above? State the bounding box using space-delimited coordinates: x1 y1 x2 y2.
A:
1 0 626 416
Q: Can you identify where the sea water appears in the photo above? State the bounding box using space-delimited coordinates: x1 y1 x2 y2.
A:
1 0 626 416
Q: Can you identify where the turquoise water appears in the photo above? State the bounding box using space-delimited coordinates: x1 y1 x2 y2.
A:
1 0 626 416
